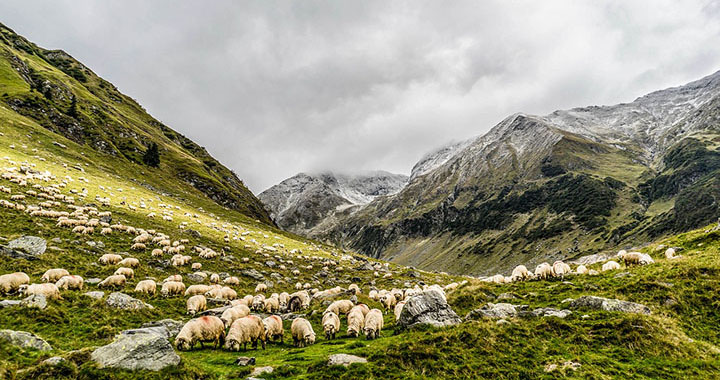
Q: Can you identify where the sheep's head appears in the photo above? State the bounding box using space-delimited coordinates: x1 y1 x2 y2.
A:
305 333 315 345
175 337 192 351
363 328 375 339
225 338 241 351
18 284 28 294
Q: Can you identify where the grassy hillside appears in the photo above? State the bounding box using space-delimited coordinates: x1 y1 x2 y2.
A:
0 22 271 223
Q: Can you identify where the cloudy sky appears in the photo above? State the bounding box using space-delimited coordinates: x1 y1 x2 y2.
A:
2 1 720 192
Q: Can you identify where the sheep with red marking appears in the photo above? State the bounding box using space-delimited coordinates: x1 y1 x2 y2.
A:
175 316 225 351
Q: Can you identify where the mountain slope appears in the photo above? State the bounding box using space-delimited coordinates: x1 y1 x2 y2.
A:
259 171 408 235
0 23 271 224
324 70 720 276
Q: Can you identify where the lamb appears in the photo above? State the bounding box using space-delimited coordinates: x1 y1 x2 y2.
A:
0 272 30 294
114 267 135 279
191 263 202 270
134 280 157 295
161 281 186 297
220 304 251 328
325 299 354 316
552 261 571 278
368 289 378 301
264 296 280 314
380 293 397 314
602 260 621 272
118 257 140 268
185 284 213 296
322 311 341 340
98 274 126 289
575 265 589 275
55 275 83 291
225 315 266 351
41 268 70 283
534 262 555 280
394 300 407 321
263 315 284 343
99 253 122 265
290 318 315 348
175 316 226 351
21 283 62 300
255 283 268 293
363 308 384 340
186 295 207 315
346 306 366 337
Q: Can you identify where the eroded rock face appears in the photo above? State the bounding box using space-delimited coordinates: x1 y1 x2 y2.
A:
569 296 651 315
1 236 47 259
0 329 52 351
91 326 180 371
397 289 461 329
105 292 153 310
465 304 572 320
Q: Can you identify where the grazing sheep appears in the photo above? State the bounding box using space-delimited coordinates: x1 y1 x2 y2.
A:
225 315 266 351
114 267 135 279
552 261 571 278
205 286 237 300
118 257 140 268
255 283 268 293
575 265 589 275
287 291 309 312
130 243 146 251
100 227 113 235
602 260 621 272
210 273 220 284
98 274 126 289
163 274 182 283
0 272 30 294
175 316 226 351
223 276 240 286
220 304 251 328
151 249 164 258
380 293 397 314
278 292 290 311
22 283 62 300
363 308 384 340
263 315 284 343
348 284 361 295
264 297 280 314
511 265 532 282
187 295 207 315
346 307 365 337
368 289 378 301
99 254 122 265
185 284 213 296
326 299 354 316
232 294 254 308
191 263 202 270
41 268 70 283
394 300 407 321
134 280 156 295
322 311 341 340
161 281 186 297
55 275 83 291
291 318 315 348
534 262 555 280
665 248 680 259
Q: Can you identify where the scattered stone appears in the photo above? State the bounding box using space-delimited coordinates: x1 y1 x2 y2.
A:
663 298 678 307
328 354 367 367
0 300 21 308
545 361 581 372
235 356 256 366
570 296 650 315
186 273 206 283
199 305 230 317
241 269 264 281
187 229 201 238
496 319 510 325
0 330 52 351
86 278 101 285
1 236 47 259
42 356 66 366
106 292 153 310
466 303 524 320
250 366 274 377
528 308 572 319
140 319 184 339
91 327 180 371
397 289 462 329
84 291 104 300
21 294 47 309
50 238 62 244
497 293 517 300
265 260 276 268
614 272 634 279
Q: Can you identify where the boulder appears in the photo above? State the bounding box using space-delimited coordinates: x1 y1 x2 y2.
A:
140 319 184 338
106 292 154 310
328 354 367 367
91 327 180 371
1 236 47 260
570 296 650 315
85 278 101 285
241 269 264 281
0 300 21 308
84 291 105 300
186 273 206 283
0 330 52 351
42 356 66 366
397 289 461 329
21 294 47 309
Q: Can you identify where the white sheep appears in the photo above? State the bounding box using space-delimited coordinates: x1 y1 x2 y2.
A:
186 295 207 315
322 311 341 340
225 315 266 351
175 316 226 351
134 280 157 295
55 275 83 291
41 268 70 283
0 272 30 294
98 274 126 289
263 315 284 343
534 262 555 280
602 260 621 272
291 318 315 348
363 308 384 340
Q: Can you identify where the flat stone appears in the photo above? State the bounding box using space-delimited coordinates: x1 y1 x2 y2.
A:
251 366 274 376
139 319 184 338
106 292 153 310
241 269 264 281
42 356 66 366
0 329 52 351
466 303 525 319
86 278 101 285
0 300 21 308
84 291 105 300
21 294 47 309
91 327 180 371
570 296 650 315
527 307 572 319
327 354 367 367
235 356 256 366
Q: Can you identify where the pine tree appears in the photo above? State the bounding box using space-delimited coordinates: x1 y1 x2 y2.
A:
142 142 160 167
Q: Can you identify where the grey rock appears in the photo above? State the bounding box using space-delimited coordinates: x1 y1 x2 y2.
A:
199 305 231 317
327 354 367 367
570 296 651 314
187 229 201 238
21 294 47 309
99 214 112 224
265 260 276 268
106 292 154 310
0 330 52 351
42 356 66 366
496 319 510 325
397 289 461 329
186 273 207 283
51 238 62 244
250 366 274 376
86 278 101 285
466 303 525 320
527 307 572 318
235 356 256 366
140 319 184 338
91 327 180 371
84 291 105 300
497 293 517 300
614 271 634 279
0 300 21 308
7 236 47 257
241 269 264 281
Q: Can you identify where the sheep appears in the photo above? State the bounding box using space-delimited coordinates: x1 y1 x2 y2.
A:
99 253 122 265
322 311 341 340
394 300 407 321
225 315 266 351
118 257 140 268
21 283 62 300
576 265 589 275
210 273 220 284
291 318 315 348
287 291 310 312
187 295 207 315
130 243 146 251
135 280 157 295
534 262 555 280
552 261 571 278
223 276 240 286
191 263 202 270
325 300 354 316
99 274 126 289
175 316 226 351
0 272 30 294
41 268 70 283
602 260 621 272
368 289 378 301
510 265 532 281
278 292 290 311
348 283 361 295
346 307 365 337
163 274 182 283
380 293 397 314
100 227 113 235
205 286 237 300
264 297 280 314
114 267 135 279
263 315 284 343
151 249 164 258
185 284 213 296
55 275 83 291
220 304 251 328
363 308 383 340
161 281 186 297
665 247 680 259
255 283 268 293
